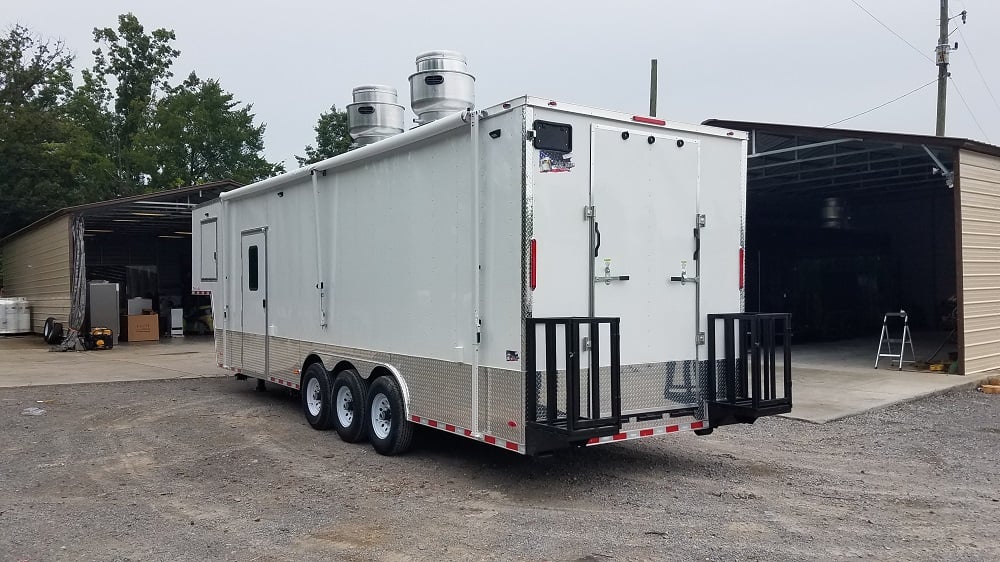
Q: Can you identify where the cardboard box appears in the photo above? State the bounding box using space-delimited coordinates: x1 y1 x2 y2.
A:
121 314 159 342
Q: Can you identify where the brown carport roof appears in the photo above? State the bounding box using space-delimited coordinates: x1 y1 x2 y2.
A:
703 120 1000 158
1 180 241 243
700 121 1000 202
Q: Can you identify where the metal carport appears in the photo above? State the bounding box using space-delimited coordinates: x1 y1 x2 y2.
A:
704 120 1000 375
0 180 239 336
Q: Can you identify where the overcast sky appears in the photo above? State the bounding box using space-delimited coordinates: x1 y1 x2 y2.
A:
8 1 1000 167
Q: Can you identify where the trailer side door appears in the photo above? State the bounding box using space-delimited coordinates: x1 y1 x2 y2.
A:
240 229 268 376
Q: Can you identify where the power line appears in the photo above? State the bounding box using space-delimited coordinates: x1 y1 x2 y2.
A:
956 26 1000 115
848 0 933 63
949 76 991 142
825 78 938 128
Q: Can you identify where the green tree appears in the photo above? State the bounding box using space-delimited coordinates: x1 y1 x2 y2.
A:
296 105 351 166
80 13 180 191
0 25 112 236
140 72 283 188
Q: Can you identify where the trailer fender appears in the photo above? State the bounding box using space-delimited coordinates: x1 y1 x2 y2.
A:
304 351 411 418
368 365 411 419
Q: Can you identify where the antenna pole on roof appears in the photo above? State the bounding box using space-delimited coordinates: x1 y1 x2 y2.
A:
649 59 658 117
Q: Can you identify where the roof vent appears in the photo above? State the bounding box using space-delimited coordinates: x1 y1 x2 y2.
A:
347 85 405 147
409 50 475 124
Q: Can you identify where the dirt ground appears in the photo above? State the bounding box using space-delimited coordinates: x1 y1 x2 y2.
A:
1 377 997 562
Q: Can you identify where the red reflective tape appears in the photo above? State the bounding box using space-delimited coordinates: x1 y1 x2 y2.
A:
639 428 655 437
463 429 473 437
428 420 438 428
530 239 537 291
632 115 666 126
587 437 600 445
484 435 497 445
505 441 519 451
691 421 704 430
412 416 421 423
611 433 627 441
445 424 456 432
666 425 679 433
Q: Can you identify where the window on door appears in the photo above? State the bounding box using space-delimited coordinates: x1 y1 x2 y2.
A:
248 245 259 291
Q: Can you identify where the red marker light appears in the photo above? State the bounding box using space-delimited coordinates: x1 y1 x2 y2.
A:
739 247 745 289
632 115 666 126
530 239 537 290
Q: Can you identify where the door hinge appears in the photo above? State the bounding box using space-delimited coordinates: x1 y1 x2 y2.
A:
697 332 706 345
697 214 706 228
582 336 592 350
584 205 595 220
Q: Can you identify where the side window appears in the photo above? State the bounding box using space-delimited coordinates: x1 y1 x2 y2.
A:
248 246 259 291
200 219 218 281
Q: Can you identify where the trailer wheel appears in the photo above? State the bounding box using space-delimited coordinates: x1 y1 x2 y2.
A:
301 364 335 430
694 427 714 436
367 376 414 456
332 369 367 443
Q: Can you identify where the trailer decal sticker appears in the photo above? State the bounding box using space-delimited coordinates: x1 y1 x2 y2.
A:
410 414 525 454
506 350 519 361
538 150 574 173
585 420 705 446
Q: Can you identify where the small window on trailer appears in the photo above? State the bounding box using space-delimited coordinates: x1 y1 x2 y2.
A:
200 218 218 281
248 246 259 291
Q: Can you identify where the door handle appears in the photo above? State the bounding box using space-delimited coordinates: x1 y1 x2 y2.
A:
594 221 601 257
595 259 628 285
669 273 698 285
263 299 267 309
594 274 630 285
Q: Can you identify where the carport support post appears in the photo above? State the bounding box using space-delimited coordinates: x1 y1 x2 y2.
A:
935 0 949 136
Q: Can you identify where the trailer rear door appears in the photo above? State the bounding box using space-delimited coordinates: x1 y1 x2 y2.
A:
590 125 700 365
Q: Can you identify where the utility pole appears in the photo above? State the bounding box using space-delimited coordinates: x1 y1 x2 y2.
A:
649 59 658 117
935 0 950 136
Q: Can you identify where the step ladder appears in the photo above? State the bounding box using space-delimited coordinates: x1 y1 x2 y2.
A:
875 311 915 370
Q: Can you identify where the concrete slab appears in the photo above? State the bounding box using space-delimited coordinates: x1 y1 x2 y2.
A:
782 335 988 423
0 334 227 388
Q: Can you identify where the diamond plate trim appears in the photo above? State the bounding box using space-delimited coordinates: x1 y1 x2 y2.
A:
481 366 525 444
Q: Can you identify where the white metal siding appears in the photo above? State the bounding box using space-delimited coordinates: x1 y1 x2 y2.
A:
0 215 72 333
958 149 1000 374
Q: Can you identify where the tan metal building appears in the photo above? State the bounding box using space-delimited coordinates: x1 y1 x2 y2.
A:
0 181 239 335
0 214 72 332
956 150 1000 374
704 121 1000 375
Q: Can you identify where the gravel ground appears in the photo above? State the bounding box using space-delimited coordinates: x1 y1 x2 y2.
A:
1 377 997 561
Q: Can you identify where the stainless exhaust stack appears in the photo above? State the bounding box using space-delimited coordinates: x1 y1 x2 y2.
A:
347 85 405 146
409 50 475 124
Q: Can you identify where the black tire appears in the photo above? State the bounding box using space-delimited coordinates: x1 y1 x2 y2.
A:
301 363 335 430
50 323 64 345
694 427 714 436
332 369 368 443
367 376 414 456
43 317 55 343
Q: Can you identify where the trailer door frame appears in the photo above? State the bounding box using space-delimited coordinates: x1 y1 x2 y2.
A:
240 227 269 376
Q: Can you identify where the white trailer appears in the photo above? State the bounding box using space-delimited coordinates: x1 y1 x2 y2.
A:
192 96 791 456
